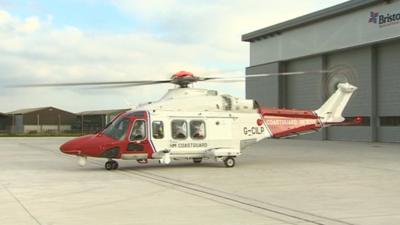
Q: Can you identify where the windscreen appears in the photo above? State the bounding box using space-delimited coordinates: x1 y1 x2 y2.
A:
103 117 130 140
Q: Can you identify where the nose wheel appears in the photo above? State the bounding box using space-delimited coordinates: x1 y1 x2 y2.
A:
105 160 119 170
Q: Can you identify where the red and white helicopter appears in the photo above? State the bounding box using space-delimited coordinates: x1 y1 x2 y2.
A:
14 71 359 170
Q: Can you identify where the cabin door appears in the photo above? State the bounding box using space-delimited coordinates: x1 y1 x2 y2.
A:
126 118 153 157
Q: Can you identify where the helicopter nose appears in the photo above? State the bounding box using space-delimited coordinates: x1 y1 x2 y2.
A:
60 142 80 155
59 136 92 155
59 134 109 157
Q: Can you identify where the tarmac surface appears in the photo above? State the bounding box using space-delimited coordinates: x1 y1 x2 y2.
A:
0 137 399 225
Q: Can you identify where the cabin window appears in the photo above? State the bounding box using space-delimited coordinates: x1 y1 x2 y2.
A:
190 120 206 139
171 120 187 139
152 121 164 139
130 120 146 141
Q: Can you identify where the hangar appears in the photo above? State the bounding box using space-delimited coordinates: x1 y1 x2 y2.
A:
242 0 400 142
8 107 76 134
77 108 130 134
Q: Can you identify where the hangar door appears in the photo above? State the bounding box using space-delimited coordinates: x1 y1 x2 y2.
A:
246 62 280 107
377 41 400 142
285 56 324 140
15 115 24 134
326 47 371 141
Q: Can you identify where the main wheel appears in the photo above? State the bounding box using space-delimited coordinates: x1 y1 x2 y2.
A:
193 158 202 163
105 161 113 170
223 157 235 168
105 160 118 170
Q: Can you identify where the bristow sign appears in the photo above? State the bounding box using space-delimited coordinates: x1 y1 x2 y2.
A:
369 11 400 27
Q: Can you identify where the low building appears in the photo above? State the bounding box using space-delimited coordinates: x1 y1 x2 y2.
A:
8 107 76 134
0 112 11 133
77 108 130 133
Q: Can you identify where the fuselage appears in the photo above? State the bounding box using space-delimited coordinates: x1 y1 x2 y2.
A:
60 84 358 168
60 110 270 160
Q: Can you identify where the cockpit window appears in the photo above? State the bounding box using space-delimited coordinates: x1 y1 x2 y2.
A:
103 117 130 141
102 112 124 131
130 120 146 141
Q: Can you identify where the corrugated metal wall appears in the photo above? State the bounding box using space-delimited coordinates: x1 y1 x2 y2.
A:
326 47 372 141
285 57 324 109
377 42 400 142
244 0 400 143
15 115 24 133
246 42 400 143
23 108 76 125
246 63 280 107
0 115 11 132
285 56 324 140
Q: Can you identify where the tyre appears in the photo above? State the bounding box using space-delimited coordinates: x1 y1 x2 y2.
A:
111 161 119 170
193 158 202 163
105 161 113 170
223 157 235 168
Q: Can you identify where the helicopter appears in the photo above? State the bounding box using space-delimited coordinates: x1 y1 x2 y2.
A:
11 71 360 170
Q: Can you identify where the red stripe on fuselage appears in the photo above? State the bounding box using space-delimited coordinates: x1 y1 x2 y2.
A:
259 108 322 138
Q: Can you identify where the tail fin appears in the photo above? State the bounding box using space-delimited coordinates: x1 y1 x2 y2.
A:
314 83 357 123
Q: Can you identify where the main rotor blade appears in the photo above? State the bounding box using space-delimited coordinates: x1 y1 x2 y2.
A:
201 79 244 83
203 70 331 80
7 79 172 88
88 81 172 89
5 70 331 88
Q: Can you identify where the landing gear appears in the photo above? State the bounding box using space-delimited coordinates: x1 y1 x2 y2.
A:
105 160 118 170
137 159 148 164
223 157 235 168
193 158 202 163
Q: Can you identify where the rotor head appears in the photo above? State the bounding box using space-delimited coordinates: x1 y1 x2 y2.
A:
170 71 199 88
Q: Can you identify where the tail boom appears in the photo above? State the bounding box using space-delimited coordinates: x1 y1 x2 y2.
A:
260 108 322 138
259 83 358 138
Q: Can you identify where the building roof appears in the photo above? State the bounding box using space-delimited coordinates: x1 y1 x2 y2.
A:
242 0 384 42
7 106 75 115
0 112 8 117
8 107 49 115
78 108 130 116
